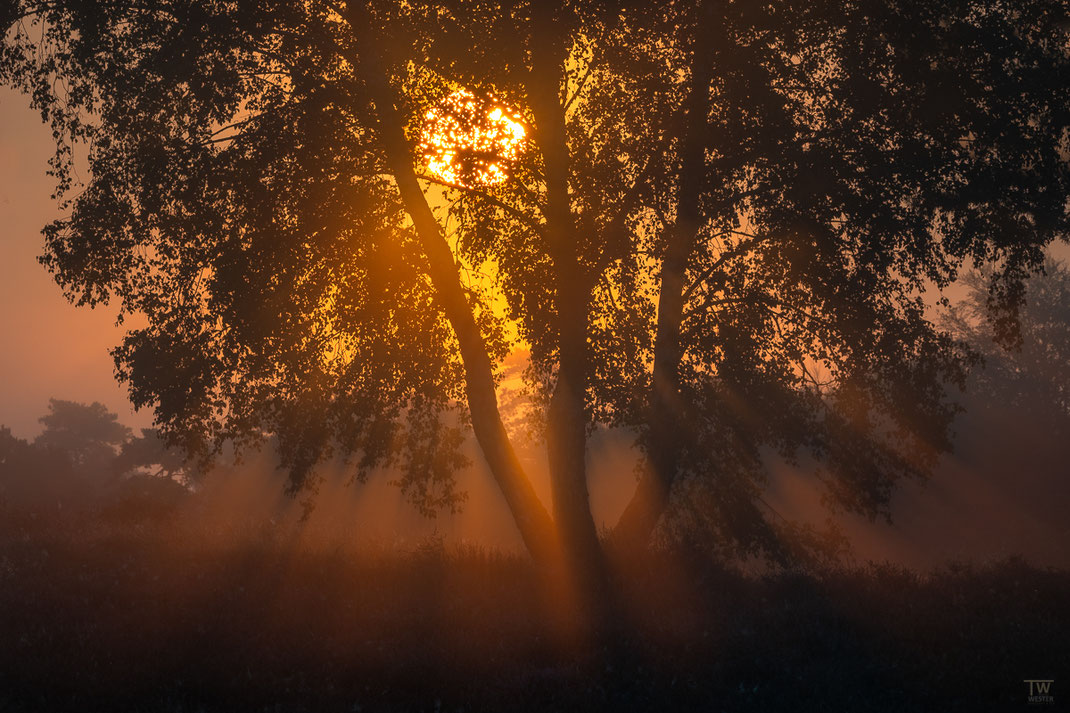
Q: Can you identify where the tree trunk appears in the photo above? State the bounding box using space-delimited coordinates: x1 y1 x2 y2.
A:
612 217 692 551
614 4 716 552
528 5 611 617
545 270 609 610
348 7 558 566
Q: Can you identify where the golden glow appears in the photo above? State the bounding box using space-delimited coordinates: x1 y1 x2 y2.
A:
419 89 527 187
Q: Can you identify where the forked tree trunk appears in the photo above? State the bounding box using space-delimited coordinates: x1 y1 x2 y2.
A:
351 2 613 620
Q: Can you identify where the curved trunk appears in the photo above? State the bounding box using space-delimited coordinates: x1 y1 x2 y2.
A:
349 9 557 566
612 217 691 551
614 5 716 552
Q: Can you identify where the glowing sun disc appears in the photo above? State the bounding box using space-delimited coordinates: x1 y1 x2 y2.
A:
419 89 527 188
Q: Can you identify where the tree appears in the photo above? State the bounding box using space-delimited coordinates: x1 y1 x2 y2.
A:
0 425 78 512
35 399 132 473
3 0 1068 612
944 258 1070 427
2 399 131 513
1 407 190 519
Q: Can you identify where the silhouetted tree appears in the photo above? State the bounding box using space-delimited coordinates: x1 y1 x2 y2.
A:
3 0 1068 613
577 1 1070 554
2 405 192 519
0 425 78 512
945 258 1070 425
35 399 132 473
2 401 136 513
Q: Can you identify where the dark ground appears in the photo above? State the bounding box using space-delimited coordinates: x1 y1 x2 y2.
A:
0 508 1066 713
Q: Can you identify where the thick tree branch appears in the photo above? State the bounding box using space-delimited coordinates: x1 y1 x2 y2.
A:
680 230 774 302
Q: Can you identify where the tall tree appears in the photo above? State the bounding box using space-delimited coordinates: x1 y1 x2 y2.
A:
3 0 1068 608
594 0 1070 551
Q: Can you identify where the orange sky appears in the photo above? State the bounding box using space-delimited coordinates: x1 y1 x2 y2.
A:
0 86 152 438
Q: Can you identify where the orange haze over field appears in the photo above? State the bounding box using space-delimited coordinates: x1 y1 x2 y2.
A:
2 85 1068 572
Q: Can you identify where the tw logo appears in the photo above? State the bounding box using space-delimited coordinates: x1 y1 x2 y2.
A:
1025 679 1054 705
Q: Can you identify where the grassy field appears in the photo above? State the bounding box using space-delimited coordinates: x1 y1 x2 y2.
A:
0 509 1067 712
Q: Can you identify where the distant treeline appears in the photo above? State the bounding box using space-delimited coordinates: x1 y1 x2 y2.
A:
0 400 192 521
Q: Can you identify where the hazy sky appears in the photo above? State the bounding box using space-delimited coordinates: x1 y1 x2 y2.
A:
1 86 152 439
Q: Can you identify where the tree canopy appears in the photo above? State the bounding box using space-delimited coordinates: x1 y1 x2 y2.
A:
35 399 132 471
3 0 1068 589
944 258 1070 426
1 401 189 515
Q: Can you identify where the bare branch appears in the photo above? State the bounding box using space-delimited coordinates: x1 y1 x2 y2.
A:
681 231 773 302
564 60 595 114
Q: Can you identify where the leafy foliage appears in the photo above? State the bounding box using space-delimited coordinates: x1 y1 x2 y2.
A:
2 1 476 513
34 399 131 470
3 0 1068 558
945 258 1070 422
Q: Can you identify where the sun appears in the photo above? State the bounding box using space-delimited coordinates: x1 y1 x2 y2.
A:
419 89 527 188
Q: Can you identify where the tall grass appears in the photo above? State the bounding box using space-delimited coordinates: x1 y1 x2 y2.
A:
1 507 1067 712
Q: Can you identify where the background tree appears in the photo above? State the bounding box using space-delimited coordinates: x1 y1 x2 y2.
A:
945 259 1070 426
1 401 150 513
113 428 196 483
2 0 1068 614
0 425 78 512
35 399 132 473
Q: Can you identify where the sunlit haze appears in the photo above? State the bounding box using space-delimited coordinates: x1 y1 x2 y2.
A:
2 3 1068 711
